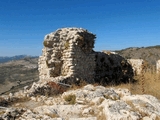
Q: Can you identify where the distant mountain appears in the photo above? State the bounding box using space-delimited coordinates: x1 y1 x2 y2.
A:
0 55 38 63
114 45 160 65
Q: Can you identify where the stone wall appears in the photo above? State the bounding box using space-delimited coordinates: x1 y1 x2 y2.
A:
39 27 134 85
38 28 96 83
157 60 160 73
127 59 143 75
95 52 133 85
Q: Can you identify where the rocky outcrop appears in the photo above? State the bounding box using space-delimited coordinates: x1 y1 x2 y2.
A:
0 85 160 120
38 27 133 85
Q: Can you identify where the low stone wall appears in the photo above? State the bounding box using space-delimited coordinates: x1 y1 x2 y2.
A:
157 60 160 73
127 59 143 75
95 52 133 85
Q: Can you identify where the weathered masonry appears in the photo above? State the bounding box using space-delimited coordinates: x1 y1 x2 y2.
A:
127 59 144 75
38 28 96 83
39 28 133 84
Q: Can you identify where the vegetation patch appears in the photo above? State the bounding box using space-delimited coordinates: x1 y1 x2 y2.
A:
64 94 76 104
64 41 69 49
0 96 30 107
113 69 160 99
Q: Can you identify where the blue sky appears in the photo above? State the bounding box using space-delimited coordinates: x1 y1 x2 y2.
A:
0 0 160 56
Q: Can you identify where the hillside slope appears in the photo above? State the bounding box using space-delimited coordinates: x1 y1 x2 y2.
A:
0 57 39 94
115 45 160 65
0 55 38 63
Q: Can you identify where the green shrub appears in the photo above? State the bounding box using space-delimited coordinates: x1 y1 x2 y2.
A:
64 94 76 104
64 41 69 49
43 41 48 47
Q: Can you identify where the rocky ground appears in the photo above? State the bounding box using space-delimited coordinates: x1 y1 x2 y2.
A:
0 83 160 120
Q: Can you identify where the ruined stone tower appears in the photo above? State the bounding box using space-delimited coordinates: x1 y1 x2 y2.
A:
38 28 96 83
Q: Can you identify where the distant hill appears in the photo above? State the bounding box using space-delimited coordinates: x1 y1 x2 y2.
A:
114 45 160 66
0 56 39 94
0 55 38 63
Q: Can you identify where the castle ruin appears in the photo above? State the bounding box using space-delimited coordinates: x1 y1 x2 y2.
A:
38 28 133 85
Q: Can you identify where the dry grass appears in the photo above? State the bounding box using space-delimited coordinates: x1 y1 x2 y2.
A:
139 71 160 98
114 70 160 99
70 80 87 90
0 96 30 107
